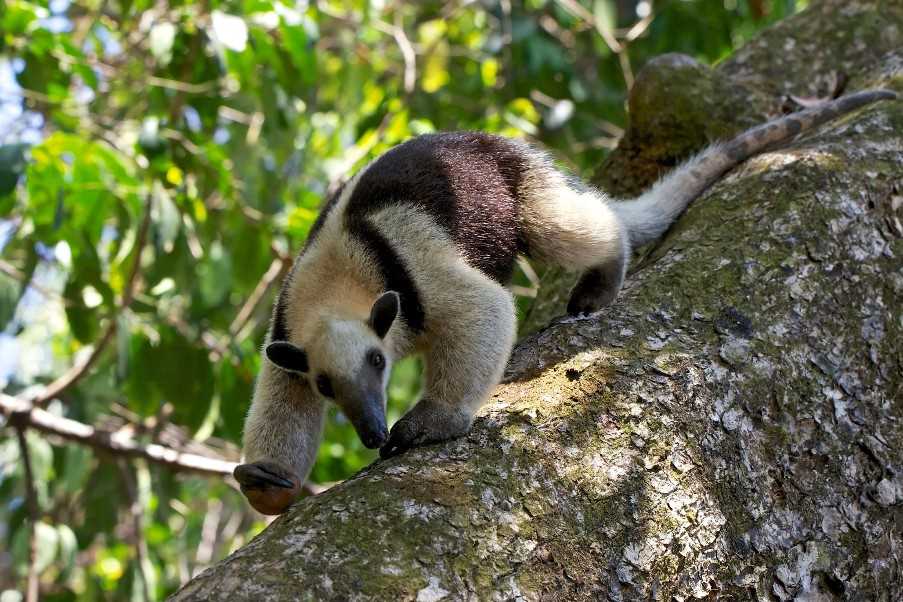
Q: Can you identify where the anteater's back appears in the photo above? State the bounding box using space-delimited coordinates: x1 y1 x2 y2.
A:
344 132 531 283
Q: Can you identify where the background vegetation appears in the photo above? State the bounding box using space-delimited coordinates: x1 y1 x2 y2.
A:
0 0 800 599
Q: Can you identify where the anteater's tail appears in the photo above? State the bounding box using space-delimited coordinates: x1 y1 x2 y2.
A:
612 89 897 246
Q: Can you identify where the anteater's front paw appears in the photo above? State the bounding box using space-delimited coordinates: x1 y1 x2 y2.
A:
233 461 301 515
379 400 471 459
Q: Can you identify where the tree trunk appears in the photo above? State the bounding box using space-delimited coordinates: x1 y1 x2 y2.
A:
173 2 903 599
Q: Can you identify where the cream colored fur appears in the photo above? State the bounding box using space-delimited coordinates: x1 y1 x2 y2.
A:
611 143 732 246
518 147 629 272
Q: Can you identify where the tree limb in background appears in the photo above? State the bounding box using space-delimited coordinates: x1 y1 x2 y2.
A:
554 0 640 88
3 394 237 476
373 13 417 95
1 395 328 495
118 460 153 602
229 255 292 339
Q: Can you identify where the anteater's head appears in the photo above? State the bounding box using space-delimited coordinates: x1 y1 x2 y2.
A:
264 291 399 449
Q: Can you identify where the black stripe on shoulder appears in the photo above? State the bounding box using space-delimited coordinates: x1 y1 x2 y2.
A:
270 183 345 344
304 182 345 249
270 286 291 342
347 216 425 333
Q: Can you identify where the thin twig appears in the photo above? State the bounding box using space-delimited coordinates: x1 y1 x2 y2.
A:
538 14 576 49
554 0 622 53
31 196 153 407
194 498 223 572
14 426 40 602
146 75 218 94
624 12 655 42
375 14 417 94
229 257 291 337
394 17 417 95
0 259 73 307
161 128 204 155
618 49 634 90
552 0 654 90
218 505 245 555
118 461 152 602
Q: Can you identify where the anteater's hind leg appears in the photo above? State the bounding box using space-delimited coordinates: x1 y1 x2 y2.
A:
519 163 630 315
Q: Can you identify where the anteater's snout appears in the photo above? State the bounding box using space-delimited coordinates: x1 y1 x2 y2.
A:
354 394 388 449
361 425 389 449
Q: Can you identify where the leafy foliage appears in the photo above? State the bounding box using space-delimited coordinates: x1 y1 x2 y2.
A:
0 0 798 599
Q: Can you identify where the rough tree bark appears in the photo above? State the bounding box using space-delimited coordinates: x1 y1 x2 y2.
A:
173 2 902 600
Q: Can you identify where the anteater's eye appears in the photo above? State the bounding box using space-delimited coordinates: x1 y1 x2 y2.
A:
367 349 385 370
315 374 334 398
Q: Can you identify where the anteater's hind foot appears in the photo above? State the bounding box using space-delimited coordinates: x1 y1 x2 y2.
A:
566 253 627 315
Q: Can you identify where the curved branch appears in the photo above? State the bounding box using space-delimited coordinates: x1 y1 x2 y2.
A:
3 394 237 476
229 255 292 338
2 394 328 496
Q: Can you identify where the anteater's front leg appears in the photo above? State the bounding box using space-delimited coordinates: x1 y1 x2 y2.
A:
380 277 516 458
234 364 326 514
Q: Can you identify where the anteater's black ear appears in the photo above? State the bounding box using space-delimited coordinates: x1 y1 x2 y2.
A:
265 342 309 373
369 291 399 339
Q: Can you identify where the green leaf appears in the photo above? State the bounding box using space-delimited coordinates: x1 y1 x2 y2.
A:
124 327 214 431
56 524 78 578
12 521 58 576
1 1 40 35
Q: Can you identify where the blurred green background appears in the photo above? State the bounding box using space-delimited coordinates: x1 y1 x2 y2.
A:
0 0 800 599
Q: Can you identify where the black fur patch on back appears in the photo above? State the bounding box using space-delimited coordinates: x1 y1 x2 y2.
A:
348 217 425 333
346 132 528 282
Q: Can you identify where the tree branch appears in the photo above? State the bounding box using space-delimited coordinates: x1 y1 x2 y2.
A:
3 394 237 476
118 460 153 602
229 255 292 338
374 14 417 95
2 394 328 496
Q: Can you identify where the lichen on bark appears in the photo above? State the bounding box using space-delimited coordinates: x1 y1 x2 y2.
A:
172 2 902 600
